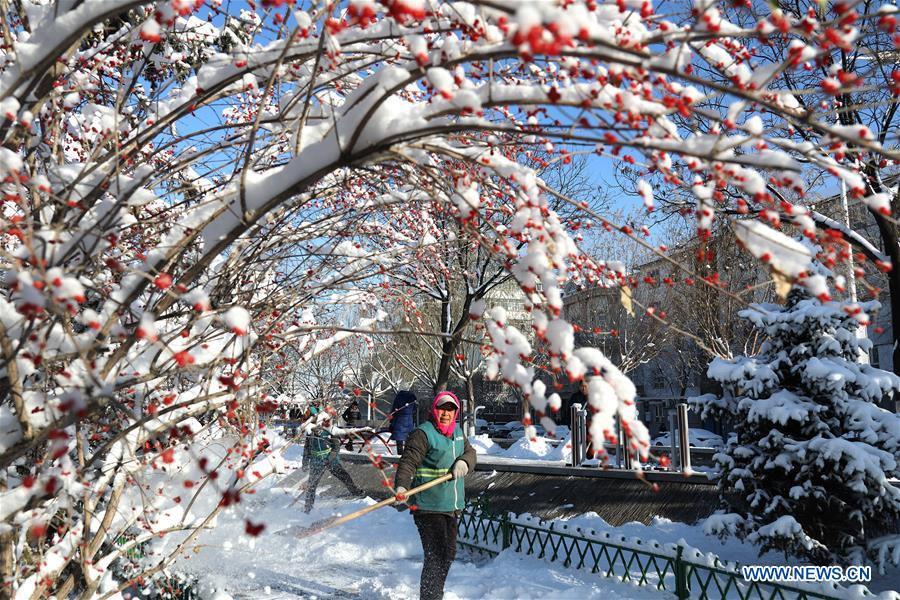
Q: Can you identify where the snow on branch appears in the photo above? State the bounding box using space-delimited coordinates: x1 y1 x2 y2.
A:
1 0 899 595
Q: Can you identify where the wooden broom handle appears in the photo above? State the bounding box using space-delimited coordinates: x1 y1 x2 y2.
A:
315 473 454 532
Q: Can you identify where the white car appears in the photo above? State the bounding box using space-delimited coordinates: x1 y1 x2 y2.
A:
474 418 489 433
651 428 724 448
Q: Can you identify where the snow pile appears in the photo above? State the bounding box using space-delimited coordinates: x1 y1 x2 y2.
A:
602 514 899 595
492 434 573 463
546 435 573 463
469 434 503 456
502 436 557 460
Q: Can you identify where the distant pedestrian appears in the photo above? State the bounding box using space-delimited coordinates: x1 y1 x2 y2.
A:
286 403 302 437
562 379 588 427
302 410 363 513
394 391 476 600
569 378 600 457
389 390 417 455
342 401 363 449
342 400 362 425
304 400 322 420
281 404 290 435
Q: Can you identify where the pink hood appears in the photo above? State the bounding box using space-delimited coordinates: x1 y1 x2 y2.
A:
431 391 459 438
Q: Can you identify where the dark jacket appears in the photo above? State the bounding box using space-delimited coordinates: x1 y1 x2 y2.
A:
395 423 476 515
389 391 417 441
342 402 361 424
562 390 587 426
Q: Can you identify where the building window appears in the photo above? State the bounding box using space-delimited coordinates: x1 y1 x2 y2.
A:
652 372 666 389
653 403 666 423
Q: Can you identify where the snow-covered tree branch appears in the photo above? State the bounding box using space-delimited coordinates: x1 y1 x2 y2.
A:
1 0 899 594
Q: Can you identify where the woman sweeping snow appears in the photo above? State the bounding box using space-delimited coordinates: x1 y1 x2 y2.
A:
394 391 476 600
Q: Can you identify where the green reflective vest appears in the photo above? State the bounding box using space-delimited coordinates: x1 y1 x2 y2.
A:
411 422 465 513
308 430 335 463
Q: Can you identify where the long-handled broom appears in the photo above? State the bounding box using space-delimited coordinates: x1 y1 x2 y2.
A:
278 473 453 540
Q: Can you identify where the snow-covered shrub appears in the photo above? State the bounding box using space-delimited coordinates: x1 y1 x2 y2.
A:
693 289 900 569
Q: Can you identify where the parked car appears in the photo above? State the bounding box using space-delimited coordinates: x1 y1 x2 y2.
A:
552 425 571 439
474 418 489 434
485 421 503 437
651 429 724 448
489 421 523 438
508 425 546 439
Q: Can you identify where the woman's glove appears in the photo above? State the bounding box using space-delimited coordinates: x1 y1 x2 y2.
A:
451 460 469 479
392 485 408 512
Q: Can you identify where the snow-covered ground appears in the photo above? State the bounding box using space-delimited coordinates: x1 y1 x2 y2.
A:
561 513 900 595
166 448 668 599
164 444 898 599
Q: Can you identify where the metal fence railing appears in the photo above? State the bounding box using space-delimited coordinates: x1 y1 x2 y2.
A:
456 502 881 600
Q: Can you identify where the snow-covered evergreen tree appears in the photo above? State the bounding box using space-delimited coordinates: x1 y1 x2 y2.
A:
692 288 900 569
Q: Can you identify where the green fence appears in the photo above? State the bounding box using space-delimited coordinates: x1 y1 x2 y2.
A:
456 503 878 600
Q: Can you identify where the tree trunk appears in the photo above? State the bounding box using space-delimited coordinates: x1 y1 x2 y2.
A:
434 336 454 393
434 295 473 393
0 529 12 600
875 216 900 377
871 171 900 378
887 269 900 379
0 471 11 600
434 296 453 393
